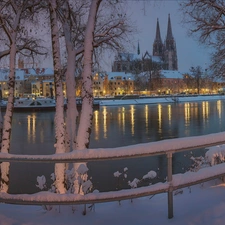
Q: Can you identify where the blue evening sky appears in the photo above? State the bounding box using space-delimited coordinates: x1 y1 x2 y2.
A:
126 0 211 73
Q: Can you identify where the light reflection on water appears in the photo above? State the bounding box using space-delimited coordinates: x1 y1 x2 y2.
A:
217 100 222 125
8 100 225 193
27 114 36 143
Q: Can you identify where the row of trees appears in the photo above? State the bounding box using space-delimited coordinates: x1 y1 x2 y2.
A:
0 0 134 194
0 0 224 196
132 65 213 95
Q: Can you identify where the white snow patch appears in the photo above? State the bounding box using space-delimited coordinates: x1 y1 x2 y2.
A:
128 178 140 188
114 171 122 177
36 176 46 190
143 170 157 179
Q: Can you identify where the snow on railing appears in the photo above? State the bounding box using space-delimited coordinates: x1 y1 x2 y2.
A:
0 131 225 163
0 132 225 219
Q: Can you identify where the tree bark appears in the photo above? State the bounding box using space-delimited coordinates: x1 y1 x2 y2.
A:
49 0 66 194
74 0 102 194
62 17 78 152
0 33 17 192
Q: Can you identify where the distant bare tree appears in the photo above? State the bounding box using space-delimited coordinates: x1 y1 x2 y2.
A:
180 1 225 78
152 70 163 92
183 73 195 92
190 66 203 94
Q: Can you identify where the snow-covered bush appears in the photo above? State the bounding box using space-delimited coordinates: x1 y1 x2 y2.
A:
38 166 92 195
113 171 122 178
128 178 140 188
189 156 209 172
113 167 157 190
113 167 129 190
188 145 225 173
205 145 225 166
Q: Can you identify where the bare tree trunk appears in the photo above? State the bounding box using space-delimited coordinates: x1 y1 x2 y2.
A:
49 0 66 194
0 34 17 192
62 18 78 152
65 48 78 151
74 0 102 194
76 0 101 149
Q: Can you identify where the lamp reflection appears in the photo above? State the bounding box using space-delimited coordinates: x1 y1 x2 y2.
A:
102 107 107 139
193 103 198 118
27 114 36 143
184 103 190 125
130 105 135 136
158 104 162 134
94 110 99 140
145 105 148 131
122 107 125 135
118 108 121 130
202 101 209 122
217 100 222 122
168 104 171 125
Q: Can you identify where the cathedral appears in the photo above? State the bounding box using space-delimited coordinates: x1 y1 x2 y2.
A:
112 14 178 72
152 14 178 71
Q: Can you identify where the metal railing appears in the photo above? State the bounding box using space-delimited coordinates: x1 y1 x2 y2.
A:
0 131 225 219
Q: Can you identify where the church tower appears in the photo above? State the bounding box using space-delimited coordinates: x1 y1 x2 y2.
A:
153 18 164 57
164 14 178 70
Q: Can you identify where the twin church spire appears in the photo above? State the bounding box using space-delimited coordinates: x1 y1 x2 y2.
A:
153 18 163 57
166 13 173 40
153 14 178 70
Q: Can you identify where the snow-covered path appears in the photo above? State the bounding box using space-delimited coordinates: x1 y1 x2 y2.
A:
0 179 224 225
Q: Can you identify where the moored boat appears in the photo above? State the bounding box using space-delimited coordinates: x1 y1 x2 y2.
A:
13 96 56 111
0 96 100 111
0 96 56 111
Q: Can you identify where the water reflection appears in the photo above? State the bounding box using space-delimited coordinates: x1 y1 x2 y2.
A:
90 101 225 148
18 101 223 151
103 107 107 139
202 101 209 123
145 105 148 132
217 100 222 124
184 102 190 125
130 105 135 136
194 103 198 120
168 104 171 125
27 114 36 143
8 101 225 194
118 108 121 135
158 104 162 135
122 107 125 135
94 110 99 140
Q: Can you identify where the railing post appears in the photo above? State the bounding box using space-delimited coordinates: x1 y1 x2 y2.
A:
167 152 173 219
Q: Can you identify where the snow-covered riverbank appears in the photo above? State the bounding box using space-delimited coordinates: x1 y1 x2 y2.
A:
0 179 224 225
99 95 225 106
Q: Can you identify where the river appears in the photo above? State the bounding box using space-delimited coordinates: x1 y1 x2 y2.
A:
8 100 225 194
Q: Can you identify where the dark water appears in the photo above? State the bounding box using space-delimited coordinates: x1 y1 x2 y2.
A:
8 100 225 193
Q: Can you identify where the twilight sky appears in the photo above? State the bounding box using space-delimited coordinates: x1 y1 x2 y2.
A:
123 0 211 73
0 0 210 73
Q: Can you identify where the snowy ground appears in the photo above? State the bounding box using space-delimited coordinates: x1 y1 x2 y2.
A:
1 179 225 225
